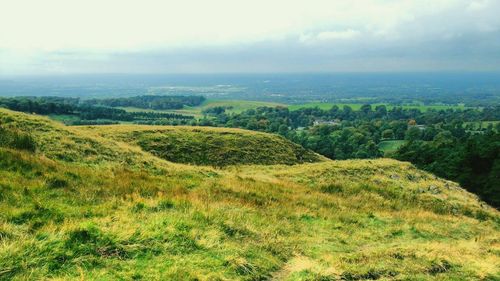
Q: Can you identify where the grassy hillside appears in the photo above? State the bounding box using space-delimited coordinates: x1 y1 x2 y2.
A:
0 109 499 280
0 109 173 168
81 125 323 166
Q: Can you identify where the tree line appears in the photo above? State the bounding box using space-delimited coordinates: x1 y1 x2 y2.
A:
83 95 205 110
0 97 194 124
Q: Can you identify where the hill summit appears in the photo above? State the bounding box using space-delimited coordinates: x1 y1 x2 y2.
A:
81 125 324 167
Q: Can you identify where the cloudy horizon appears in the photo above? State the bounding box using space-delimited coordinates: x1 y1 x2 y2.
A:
1 0 500 75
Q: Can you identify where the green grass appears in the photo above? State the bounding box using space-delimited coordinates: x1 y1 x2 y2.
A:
196 100 286 114
47 114 81 123
120 100 470 119
82 125 323 167
379 140 407 155
0 108 499 280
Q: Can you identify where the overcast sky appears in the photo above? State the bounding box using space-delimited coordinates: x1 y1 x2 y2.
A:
1 0 499 74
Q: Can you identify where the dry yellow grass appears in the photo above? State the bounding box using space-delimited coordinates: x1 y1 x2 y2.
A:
0 109 498 280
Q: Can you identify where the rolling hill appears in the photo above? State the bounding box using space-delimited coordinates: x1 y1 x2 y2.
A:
0 108 498 280
80 125 323 166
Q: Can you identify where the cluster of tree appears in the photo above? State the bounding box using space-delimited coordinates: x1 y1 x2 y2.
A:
84 95 205 110
394 130 500 207
198 104 499 132
202 106 233 115
197 105 498 150
0 97 78 115
289 125 382 159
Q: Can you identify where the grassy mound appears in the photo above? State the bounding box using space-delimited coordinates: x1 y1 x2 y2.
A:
0 109 498 280
82 125 323 166
0 109 187 169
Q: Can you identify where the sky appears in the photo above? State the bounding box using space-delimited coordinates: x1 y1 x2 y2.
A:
1 0 499 74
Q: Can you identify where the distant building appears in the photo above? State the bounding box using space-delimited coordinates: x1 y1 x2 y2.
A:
408 124 426 130
407 119 426 130
313 119 341 126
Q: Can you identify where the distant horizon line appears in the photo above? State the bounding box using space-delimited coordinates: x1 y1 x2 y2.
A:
1 71 500 78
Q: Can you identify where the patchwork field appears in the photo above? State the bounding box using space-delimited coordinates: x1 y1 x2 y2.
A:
119 99 471 120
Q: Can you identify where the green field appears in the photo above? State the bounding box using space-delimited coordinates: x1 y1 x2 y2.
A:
48 114 81 123
378 140 406 155
119 100 471 119
121 99 286 118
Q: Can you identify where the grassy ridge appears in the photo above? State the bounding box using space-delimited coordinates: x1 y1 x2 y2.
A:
81 125 323 166
0 109 499 280
0 109 171 168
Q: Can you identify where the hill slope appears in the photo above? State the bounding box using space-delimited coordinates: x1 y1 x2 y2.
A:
0 109 498 280
81 125 323 166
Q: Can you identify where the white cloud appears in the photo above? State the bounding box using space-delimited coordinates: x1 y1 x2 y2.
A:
467 0 489 11
299 29 361 45
0 0 467 51
1 0 500 74
317 30 360 41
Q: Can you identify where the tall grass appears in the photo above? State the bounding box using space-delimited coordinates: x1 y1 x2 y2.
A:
0 109 498 280
0 126 36 152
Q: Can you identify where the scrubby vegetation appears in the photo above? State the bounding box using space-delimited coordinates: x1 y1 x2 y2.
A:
0 108 498 280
